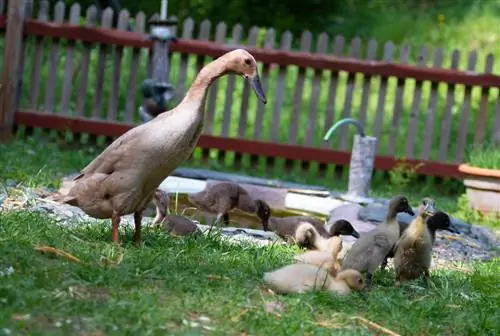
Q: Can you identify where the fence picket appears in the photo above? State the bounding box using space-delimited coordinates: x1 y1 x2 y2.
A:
237 26 259 139
124 11 145 122
106 9 129 121
220 24 243 137
357 39 377 131
59 4 80 116
493 96 500 146
270 31 292 142
372 41 395 151
421 48 444 160
321 36 345 149
28 0 49 109
339 37 361 150
404 46 428 159
304 32 328 147
18 0 33 110
43 1 65 113
474 54 494 144
205 22 227 135
253 28 275 140
174 18 194 104
165 15 177 81
0 0 4 15
387 44 410 155
75 6 97 118
91 7 113 119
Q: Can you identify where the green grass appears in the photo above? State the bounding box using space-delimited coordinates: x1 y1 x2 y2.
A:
466 144 500 170
1 210 499 335
0 0 498 165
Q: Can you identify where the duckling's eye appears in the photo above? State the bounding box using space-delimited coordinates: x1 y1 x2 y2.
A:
244 58 251 65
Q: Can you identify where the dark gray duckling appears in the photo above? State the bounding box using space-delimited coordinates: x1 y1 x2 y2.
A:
393 198 437 286
329 219 360 238
381 210 460 269
341 195 415 289
152 189 201 236
188 181 262 226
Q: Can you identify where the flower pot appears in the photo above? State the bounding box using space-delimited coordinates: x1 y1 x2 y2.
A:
458 164 500 215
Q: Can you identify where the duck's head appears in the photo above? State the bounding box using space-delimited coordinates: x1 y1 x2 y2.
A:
223 49 267 104
337 269 364 291
388 195 415 216
418 197 436 219
330 219 360 238
255 199 271 231
427 211 459 233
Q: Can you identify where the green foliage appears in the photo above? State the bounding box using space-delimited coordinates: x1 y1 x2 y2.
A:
465 144 500 170
388 161 424 189
0 210 499 335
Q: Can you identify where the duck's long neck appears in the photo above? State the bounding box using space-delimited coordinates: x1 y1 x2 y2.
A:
179 60 228 114
384 209 399 225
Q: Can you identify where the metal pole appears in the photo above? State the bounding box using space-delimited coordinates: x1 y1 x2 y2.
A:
152 0 168 83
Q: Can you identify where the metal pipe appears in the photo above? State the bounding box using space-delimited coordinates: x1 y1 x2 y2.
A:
323 118 365 141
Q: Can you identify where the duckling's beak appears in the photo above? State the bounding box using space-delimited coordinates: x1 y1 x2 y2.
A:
248 74 267 104
405 207 416 216
423 203 436 216
447 223 460 234
351 230 360 239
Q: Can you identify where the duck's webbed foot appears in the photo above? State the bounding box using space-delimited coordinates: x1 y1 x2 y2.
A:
133 211 143 246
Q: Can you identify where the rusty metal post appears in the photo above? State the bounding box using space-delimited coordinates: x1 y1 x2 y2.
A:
138 0 177 122
0 0 26 142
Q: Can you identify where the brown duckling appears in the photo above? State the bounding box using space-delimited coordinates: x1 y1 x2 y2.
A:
380 211 459 269
152 189 201 236
341 195 415 289
393 198 437 287
188 181 263 227
256 201 359 245
263 264 364 295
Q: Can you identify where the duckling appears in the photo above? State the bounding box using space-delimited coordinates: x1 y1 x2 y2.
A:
380 211 459 270
263 263 364 295
152 189 201 236
293 233 342 276
188 181 263 227
256 201 359 244
341 195 415 289
393 198 437 286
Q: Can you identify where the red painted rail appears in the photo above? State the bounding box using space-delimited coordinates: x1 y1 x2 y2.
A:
15 110 463 178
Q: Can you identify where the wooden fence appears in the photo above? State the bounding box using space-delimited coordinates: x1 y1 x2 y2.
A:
0 0 499 181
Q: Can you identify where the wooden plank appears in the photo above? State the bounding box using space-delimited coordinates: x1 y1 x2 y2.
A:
372 41 395 150
420 48 444 160
387 44 410 155
269 31 292 142
220 24 242 137
237 26 259 138
18 0 33 109
339 37 361 150
75 6 97 118
252 28 274 140
8 20 500 88
357 39 377 131
0 0 25 141
289 31 311 145
493 95 500 146
43 1 65 114
304 32 328 147
205 21 227 135
174 17 194 105
59 3 80 116
454 50 477 163
14 109 464 178
438 50 460 162
321 35 344 149
107 9 129 121
473 53 494 144
124 11 145 122
404 46 428 159
91 7 113 119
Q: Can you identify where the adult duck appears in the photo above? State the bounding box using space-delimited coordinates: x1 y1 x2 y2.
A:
56 49 267 245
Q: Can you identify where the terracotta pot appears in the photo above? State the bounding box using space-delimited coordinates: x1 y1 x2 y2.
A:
458 164 500 215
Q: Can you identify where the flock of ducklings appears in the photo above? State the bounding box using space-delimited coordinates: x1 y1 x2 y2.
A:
152 181 460 296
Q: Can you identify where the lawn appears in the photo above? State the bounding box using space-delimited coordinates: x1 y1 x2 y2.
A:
1 210 499 335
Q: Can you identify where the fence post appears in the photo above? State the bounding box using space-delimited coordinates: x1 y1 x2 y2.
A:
0 0 25 142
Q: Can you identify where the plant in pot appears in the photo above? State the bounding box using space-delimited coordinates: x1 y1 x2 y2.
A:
458 144 500 216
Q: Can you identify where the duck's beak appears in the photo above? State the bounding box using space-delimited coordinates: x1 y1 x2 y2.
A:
248 74 267 104
447 223 460 234
424 203 436 216
405 207 416 216
351 230 361 239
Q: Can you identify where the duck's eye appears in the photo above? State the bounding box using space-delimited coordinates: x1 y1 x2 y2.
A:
244 58 251 65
